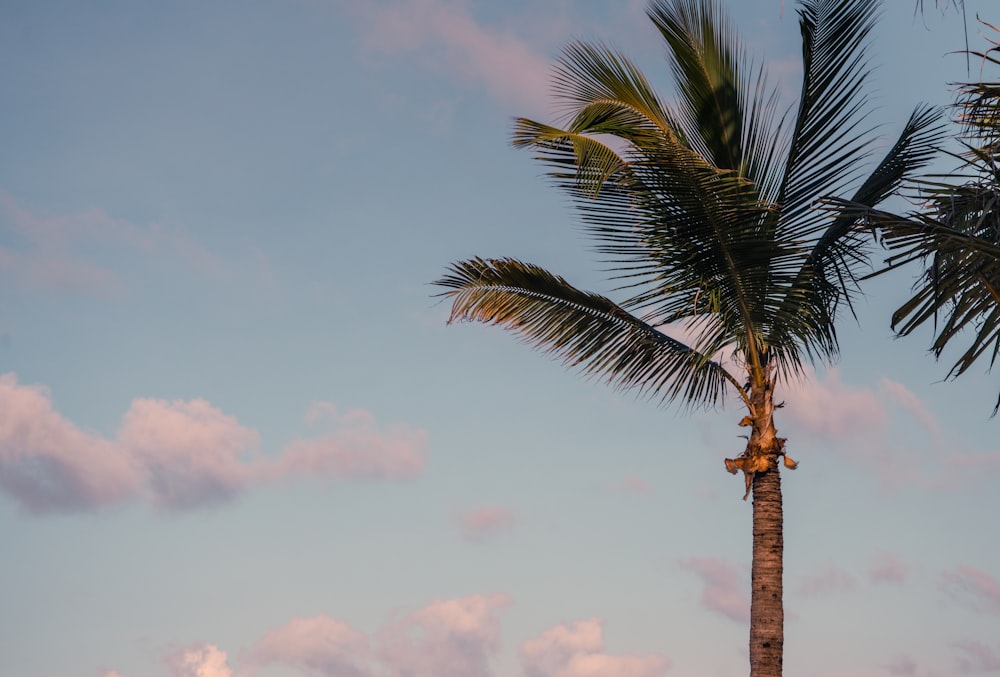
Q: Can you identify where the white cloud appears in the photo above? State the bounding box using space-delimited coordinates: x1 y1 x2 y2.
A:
165 643 233 677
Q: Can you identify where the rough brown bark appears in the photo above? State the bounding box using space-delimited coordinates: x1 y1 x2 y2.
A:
749 463 783 677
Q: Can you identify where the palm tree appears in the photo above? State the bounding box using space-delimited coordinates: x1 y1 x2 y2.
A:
832 22 1000 412
434 0 939 674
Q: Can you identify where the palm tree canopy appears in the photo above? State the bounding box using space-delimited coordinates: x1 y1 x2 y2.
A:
437 0 941 409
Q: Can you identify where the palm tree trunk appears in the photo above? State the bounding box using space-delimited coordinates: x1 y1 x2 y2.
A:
749 464 783 676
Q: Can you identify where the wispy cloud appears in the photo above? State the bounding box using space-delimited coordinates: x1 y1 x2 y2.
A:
780 367 887 440
776 368 1000 494
607 475 655 495
456 505 517 542
869 552 909 585
348 0 551 113
678 557 750 623
883 655 919 676
879 378 941 441
0 373 426 514
793 564 857 597
0 190 225 297
942 565 1000 615
953 640 1000 674
520 618 670 677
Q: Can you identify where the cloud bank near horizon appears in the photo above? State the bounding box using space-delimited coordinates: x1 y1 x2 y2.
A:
104 594 670 677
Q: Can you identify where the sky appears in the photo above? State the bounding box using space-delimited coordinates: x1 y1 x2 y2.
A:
1 1 999 676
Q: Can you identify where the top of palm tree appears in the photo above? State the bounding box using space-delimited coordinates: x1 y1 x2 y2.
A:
438 0 940 411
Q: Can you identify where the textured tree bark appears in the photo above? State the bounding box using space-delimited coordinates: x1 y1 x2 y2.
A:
749 464 783 677
747 372 784 677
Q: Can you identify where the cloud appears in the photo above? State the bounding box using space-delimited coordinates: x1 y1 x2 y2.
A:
377 594 511 677
165 643 233 677
246 615 374 677
104 597 671 677
118 397 261 508
678 557 750 623
942 565 1000 615
780 367 886 440
608 475 655 495
456 505 517 541
265 403 425 484
883 656 918 676
159 596 508 677
350 0 551 111
0 190 224 296
519 618 670 677
0 373 142 512
953 641 1000 674
775 368 990 493
879 378 941 441
794 564 857 597
869 552 909 585
0 373 426 514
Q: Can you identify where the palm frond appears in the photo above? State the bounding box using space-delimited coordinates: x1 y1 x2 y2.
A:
766 106 944 367
777 0 880 237
434 257 745 408
846 201 1000 384
647 0 790 199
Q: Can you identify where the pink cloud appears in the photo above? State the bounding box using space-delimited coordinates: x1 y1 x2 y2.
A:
520 618 670 677
118 397 261 508
953 640 1000 674
0 374 426 514
104 597 672 677
869 552 909 585
0 373 142 512
678 557 750 623
776 369 979 493
0 246 122 295
377 593 511 677
267 403 425 484
165 643 233 677
247 615 374 677
0 190 224 296
793 564 857 597
608 475 655 495
780 367 886 440
942 566 1000 615
352 0 550 111
879 378 941 440
456 505 517 541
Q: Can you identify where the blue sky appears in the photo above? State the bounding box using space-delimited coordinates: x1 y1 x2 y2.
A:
2 1 999 676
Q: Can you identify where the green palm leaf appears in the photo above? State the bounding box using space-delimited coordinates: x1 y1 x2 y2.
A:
435 257 745 408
